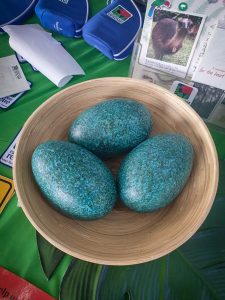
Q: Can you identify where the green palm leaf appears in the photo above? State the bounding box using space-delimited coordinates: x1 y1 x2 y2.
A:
58 195 225 300
36 232 65 280
218 160 225 196
59 259 103 300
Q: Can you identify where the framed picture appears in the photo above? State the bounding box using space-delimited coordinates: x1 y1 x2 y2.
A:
139 9 206 78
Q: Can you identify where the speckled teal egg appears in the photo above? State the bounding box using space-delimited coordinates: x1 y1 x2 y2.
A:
68 98 153 159
118 134 194 212
31 141 116 220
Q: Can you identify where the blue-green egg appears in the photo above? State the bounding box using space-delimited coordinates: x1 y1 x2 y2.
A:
31 141 116 220
118 134 194 212
68 98 153 159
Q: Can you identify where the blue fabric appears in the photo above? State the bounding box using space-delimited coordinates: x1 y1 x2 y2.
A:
0 0 38 32
82 0 142 60
35 0 89 38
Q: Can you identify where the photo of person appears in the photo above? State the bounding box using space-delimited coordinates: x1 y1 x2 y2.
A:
147 10 204 67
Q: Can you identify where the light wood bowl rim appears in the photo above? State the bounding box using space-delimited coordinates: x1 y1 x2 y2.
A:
13 77 219 265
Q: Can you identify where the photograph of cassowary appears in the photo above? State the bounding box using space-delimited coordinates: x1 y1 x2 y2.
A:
147 10 203 66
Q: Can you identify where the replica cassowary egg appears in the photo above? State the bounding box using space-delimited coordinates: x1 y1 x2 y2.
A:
68 98 153 159
31 141 116 220
118 134 194 212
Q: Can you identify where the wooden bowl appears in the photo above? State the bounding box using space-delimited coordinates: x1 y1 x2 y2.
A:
13 78 218 266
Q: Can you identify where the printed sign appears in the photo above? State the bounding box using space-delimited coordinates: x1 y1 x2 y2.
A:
0 55 30 98
0 82 31 109
0 175 15 213
192 21 225 90
107 5 133 24
0 267 55 300
0 130 22 168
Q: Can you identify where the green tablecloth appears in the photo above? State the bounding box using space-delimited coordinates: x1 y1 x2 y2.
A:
0 1 225 299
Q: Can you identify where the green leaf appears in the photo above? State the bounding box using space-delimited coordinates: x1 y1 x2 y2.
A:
98 258 168 300
36 232 65 280
98 197 225 300
217 160 225 196
59 259 103 300
57 196 225 300
98 253 221 300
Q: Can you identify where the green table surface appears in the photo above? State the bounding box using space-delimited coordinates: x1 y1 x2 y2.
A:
1 1 225 299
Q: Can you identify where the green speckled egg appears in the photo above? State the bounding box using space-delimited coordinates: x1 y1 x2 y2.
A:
118 134 194 212
31 141 116 220
68 98 153 159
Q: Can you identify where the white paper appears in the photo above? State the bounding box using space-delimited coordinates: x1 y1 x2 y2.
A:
0 130 21 168
192 22 225 90
3 24 85 87
0 55 30 98
188 22 216 76
0 81 31 109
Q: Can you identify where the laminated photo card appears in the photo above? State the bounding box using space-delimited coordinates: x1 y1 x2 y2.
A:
170 81 198 105
139 6 206 78
192 19 225 90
